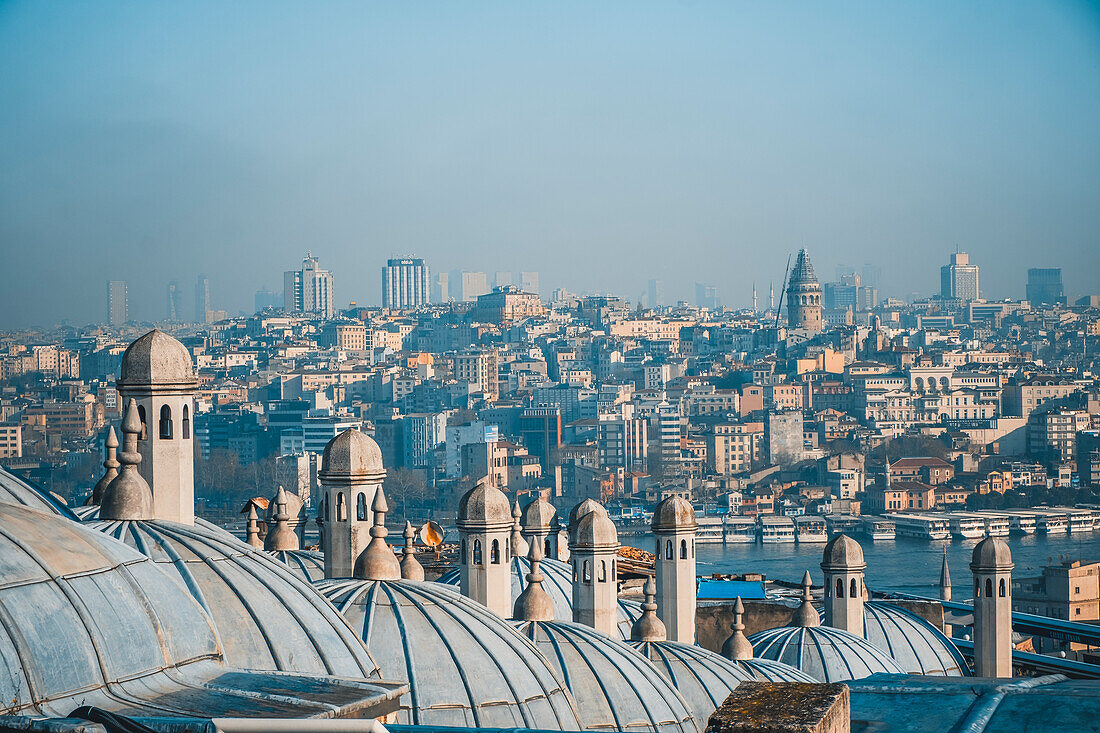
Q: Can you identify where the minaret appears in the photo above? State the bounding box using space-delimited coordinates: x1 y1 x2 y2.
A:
752 282 758 314
791 571 821 628
245 505 263 548
521 495 564 560
99 399 154 521
940 547 952 602
769 282 775 311
264 486 299 551
630 578 667 642
88 426 119 505
116 329 198 524
820 534 866 635
652 495 698 643
457 478 513 617
510 500 529 558
513 540 555 623
568 499 620 636
721 597 754 661
401 520 425 581
318 428 386 579
353 487 401 581
971 537 1014 677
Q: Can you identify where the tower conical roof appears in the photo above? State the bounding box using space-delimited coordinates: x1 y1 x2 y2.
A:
790 249 819 286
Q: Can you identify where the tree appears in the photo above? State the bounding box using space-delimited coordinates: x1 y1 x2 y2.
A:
385 468 430 519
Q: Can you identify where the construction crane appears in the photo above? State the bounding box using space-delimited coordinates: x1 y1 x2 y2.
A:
774 253 792 331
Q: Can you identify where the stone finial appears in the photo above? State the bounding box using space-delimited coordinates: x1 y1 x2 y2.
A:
791 571 820 628
511 500 529 558
721 597 755 661
513 537 556 622
245 505 264 548
401 520 425 581
630 577 668 642
100 400 154 521
353 486 401 580
264 486 299 551
89 426 120 505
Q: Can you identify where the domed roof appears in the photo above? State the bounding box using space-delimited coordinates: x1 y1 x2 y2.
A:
0 465 78 519
724 657 818 683
118 329 195 386
515 619 697 733
821 533 865 570
748 625 905 683
457 479 512 528
652 495 697 532
522 496 559 532
316 578 582 729
629 640 752 727
320 428 385 479
437 555 640 639
269 548 327 583
855 602 968 676
566 498 604 539
573 507 618 548
971 536 1013 570
0 502 400 719
83 517 377 678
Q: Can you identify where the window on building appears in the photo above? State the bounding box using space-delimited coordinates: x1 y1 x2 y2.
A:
836 578 844 598
680 539 688 559
182 405 190 439
337 493 347 521
159 405 173 439
473 539 482 565
491 539 501 564
356 493 367 521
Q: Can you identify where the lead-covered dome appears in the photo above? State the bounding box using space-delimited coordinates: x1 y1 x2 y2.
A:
856 602 968 676
821 533 865 570
629 640 753 727
515 620 697 733
0 465 78 519
83 517 377 677
457 479 513 526
316 577 582 729
748 625 905 682
320 428 385 478
118 328 195 386
270 548 326 582
652 495 697 532
971 536 1013 570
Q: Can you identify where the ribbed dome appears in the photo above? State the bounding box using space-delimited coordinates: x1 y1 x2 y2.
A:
790 249 819 287
0 502 400 720
515 620 697 733
971 536 1013 570
118 329 195 386
629 640 752 727
821 533 865 570
0 465 78 519
82 517 378 677
652 495 697 532
522 496 559 532
316 578 582 729
748 625 906 682
566 498 604 542
457 480 512 527
573 507 618 547
855 602 968 676
436 555 639 639
269 548 326 583
320 428 385 478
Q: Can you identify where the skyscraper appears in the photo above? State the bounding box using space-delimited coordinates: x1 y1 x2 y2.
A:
493 271 513 289
519 271 539 295
648 279 663 309
1026 268 1066 306
166 281 182 321
284 253 334 318
786 249 822 332
107 280 128 326
381 257 430 309
194 275 210 323
457 271 489 302
940 251 979 301
694 283 720 310
433 272 450 303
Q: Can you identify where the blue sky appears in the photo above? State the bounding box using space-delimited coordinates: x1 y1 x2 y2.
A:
1 1 1098 325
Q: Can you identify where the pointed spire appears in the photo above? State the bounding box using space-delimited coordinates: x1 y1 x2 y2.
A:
100 400 153 521
401 520 425 581
264 486 299 551
510 500 529 558
246 505 264 548
630 577 667 642
89 426 120 505
513 536 555 622
940 547 952 602
791 570 820 628
353 487 401 580
721 597 755 661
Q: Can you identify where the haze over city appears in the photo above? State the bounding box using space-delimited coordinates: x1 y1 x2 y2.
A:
1 1 1098 328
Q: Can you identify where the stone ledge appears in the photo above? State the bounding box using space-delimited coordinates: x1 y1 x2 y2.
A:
705 682 850 733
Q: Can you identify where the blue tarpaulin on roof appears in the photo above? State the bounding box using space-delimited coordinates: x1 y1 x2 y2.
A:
697 579 766 600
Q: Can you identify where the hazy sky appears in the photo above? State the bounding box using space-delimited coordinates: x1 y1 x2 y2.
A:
1 1 1098 328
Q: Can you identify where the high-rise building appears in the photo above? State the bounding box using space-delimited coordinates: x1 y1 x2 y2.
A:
433 272 450 303
194 275 210 323
254 287 281 313
166 281 182 321
457 271 489 302
493 271 513 289
284 253 334 318
648 279 663 309
1026 268 1066 306
381 257 430 309
694 283 720 310
786 249 822 332
940 251 979 301
107 280 128 326
519 271 539 295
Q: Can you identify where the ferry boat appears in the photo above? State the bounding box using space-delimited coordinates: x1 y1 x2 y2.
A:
946 513 987 539
1066 509 1095 533
990 511 1037 535
724 517 758 543
696 516 727 544
794 516 828 543
859 516 896 541
1034 511 1068 534
980 514 1011 537
758 516 796 543
892 513 950 541
825 514 862 536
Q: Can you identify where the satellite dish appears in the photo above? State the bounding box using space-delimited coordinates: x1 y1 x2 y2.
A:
419 520 444 548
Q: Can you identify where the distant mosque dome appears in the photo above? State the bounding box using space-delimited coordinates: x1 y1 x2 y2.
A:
118 328 196 386
851 602 969 676
82 515 378 678
0 464 78 519
748 624 906 683
316 577 583 729
515 619 697 733
437 555 640 639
